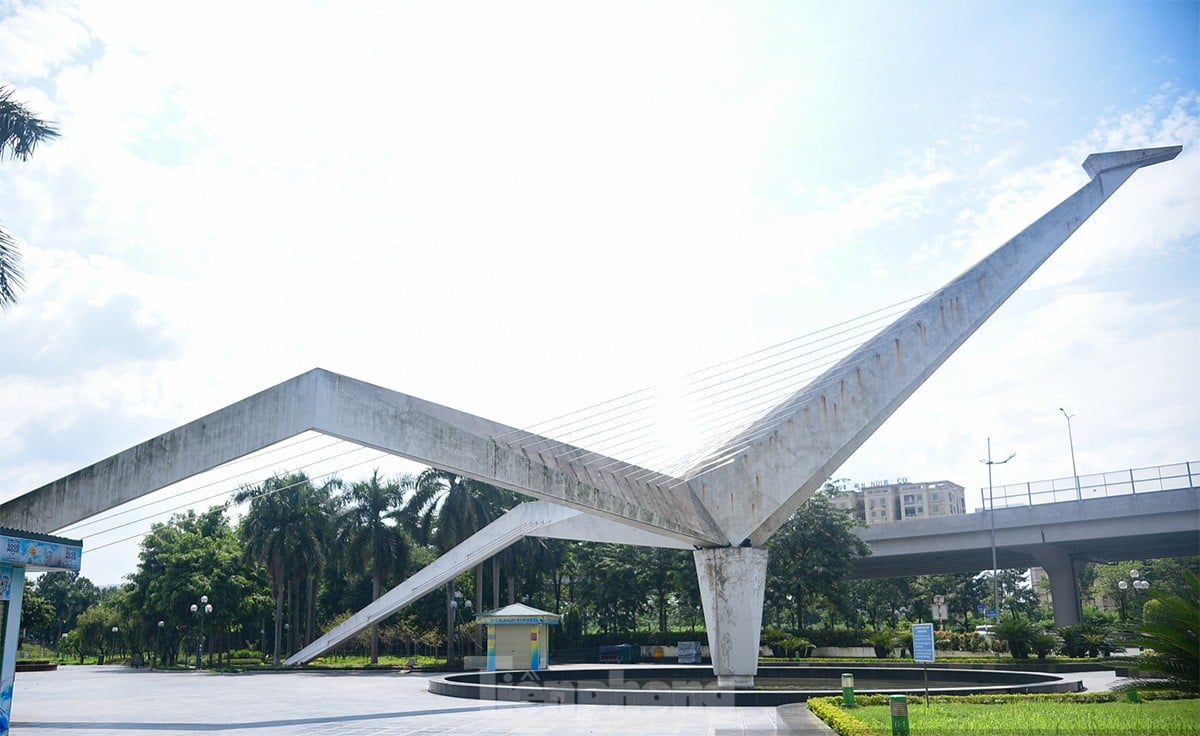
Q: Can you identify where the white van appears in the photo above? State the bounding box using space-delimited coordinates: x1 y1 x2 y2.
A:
973 625 995 637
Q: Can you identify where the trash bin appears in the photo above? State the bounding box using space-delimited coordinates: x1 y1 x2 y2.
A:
598 644 640 663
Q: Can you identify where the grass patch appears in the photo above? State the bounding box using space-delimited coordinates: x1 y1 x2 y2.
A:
810 694 1200 735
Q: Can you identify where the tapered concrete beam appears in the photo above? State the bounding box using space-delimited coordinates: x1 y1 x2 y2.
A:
687 146 1183 547
0 369 723 546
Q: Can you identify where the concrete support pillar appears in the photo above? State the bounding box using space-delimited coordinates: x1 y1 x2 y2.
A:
693 546 768 688
1029 546 1083 627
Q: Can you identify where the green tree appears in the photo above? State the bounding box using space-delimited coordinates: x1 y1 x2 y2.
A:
572 543 648 636
849 577 914 630
1123 571 1200 693
75 604 119 664
766 490 870 630
1 85 59 309
339 469 410 663
34 571 99 640
19 581 56 644
125 506 267 667
235 472 332 665
404 470 517 652
1088 557 1198 626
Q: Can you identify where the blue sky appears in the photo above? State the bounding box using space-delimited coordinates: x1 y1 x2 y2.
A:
1 0 1197 585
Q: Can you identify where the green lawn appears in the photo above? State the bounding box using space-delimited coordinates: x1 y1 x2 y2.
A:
823 698 1200 735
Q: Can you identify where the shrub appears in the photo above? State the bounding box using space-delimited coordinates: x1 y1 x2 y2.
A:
1057 620 1121 658
867 630 894 659
994 615 1037 659
807 697 876 736
1121 571 1200 693
1029 630 1062 660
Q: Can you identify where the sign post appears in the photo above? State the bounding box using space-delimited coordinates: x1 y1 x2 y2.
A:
932 595 948 629
912 622 935 706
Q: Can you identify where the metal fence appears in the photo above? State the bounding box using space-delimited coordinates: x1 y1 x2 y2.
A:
980 460 1198 510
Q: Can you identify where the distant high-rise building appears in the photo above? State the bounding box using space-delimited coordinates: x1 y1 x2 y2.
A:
828 479 966 525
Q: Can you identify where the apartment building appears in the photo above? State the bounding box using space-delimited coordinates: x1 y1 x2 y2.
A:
829 479 966 525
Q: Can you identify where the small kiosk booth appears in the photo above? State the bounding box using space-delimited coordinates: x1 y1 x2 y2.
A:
477 603 559 671
0 527 83 736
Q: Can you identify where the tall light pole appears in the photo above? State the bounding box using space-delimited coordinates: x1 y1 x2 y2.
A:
190 595 212 670
1059 408 1081 501
111 626 119 663
981 438 1015 624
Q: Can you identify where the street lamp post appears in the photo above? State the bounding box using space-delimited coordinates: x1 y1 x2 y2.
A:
1119 569 1150 625
155 620 165 669
111 626 119 663
190 595 212 670
981 438 1015 624
449 588 463 662
1059 408 1082 501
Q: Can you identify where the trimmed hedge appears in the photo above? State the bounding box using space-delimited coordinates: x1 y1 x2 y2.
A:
807 697 875 736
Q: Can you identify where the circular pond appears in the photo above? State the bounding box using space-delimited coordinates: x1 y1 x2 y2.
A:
430 665 1081 706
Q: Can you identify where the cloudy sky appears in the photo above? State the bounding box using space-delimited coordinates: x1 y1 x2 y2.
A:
1 1 1197 586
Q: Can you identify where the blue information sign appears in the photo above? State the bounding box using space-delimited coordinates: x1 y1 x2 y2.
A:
912 623 935 663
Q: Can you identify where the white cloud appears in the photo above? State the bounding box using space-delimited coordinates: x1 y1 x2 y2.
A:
1 2 1197 584
0 0 88 82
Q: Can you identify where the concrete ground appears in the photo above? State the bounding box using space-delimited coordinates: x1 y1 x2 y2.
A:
11 665 1132 735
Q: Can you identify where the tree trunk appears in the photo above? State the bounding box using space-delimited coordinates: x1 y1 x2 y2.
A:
474 564 483 654
370 574 380 664
272 582 284 666
492 557 500 610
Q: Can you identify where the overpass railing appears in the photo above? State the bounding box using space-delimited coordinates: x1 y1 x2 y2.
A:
981 460 1197 510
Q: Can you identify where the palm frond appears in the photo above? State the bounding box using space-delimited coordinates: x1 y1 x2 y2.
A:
0 85 60 161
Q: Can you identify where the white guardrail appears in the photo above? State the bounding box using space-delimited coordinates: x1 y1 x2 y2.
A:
980 460 1198 509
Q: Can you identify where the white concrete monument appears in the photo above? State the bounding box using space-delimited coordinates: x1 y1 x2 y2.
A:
0 146 1180 687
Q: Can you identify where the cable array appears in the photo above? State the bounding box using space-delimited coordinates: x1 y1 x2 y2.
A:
67 435 405 553
496 287 942 483
67 278 972 559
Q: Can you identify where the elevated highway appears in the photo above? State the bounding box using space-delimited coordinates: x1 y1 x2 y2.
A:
851 468 1199 626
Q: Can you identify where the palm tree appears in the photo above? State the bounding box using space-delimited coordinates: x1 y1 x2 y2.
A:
1 85 59 309
339 469 410 663
403 470 517 653
1122 571 1200 693
404 470 515 553
236 472 331 666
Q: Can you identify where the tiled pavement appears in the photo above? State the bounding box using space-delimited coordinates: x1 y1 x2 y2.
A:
11 665 1130 735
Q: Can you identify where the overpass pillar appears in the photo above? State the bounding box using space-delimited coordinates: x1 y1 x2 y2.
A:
694 546 768 688
1029 546 1084 627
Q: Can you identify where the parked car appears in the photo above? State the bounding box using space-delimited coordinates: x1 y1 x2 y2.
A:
973 625 995 637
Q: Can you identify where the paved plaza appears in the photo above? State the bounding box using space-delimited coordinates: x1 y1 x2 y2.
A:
12 665 823 735
11 665 1133 736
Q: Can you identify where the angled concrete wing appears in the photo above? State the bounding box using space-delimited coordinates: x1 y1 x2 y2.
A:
0 370 723 546
286 501 689 664
686 145 1182 547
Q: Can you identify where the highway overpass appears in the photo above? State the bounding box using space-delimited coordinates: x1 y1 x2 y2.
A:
851 474 1199 626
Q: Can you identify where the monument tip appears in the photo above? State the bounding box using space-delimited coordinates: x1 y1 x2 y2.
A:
1082 145 1182 179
